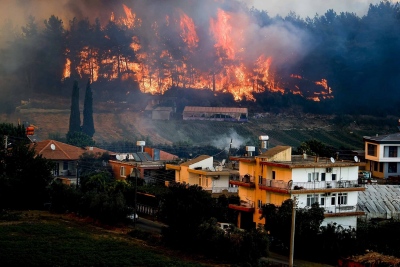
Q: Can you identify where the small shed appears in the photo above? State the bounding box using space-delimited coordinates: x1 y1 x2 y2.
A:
152 107 173 120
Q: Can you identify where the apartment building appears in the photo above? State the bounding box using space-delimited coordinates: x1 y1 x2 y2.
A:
229 145 365 229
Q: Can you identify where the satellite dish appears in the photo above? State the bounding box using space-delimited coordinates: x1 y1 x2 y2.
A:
354 156 359 162
330 157 335 163
116 154 122 161
50 144 56 150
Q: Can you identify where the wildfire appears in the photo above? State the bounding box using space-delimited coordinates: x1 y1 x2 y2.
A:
62 3 333 102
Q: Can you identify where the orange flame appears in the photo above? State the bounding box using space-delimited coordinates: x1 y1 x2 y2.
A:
63 58 71 79
210 9 235 60
178 9 199 50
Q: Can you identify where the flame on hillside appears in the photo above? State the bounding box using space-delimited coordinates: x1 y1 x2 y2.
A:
63 3 332 102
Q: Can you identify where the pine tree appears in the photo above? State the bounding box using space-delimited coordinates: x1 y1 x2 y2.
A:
82 79 95 137
68 80 81 136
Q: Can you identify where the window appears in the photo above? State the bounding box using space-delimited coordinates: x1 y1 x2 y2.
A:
379 162 384 172
338 193 348 205
308 172 319 182
389 146 398 157
258 175 262 184
388 162 398 173
321 173 326 181
258 200 262 208
320 195 325 206
367 143 377 156
63 161 68 170
120 166 126 177
331 194 336 205
332 174 337 181
307 194 318 206
272 171 276 180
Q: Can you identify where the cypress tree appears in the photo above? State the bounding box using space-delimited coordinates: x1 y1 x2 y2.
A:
68 80 81 135
82 79 95 137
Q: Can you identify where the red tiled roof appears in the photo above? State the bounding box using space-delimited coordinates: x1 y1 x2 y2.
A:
31 140 112 160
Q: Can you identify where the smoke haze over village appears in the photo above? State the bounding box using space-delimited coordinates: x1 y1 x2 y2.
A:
244 0 398 18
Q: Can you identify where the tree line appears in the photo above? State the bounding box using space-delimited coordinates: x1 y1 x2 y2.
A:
1 1 400 115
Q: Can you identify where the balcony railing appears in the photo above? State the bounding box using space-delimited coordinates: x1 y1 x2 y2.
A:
230 174 255 183
259 178 361 190
324 205 357 214
208 187 238 193
240 200 254 208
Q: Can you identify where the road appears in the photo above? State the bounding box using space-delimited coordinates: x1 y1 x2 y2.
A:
130 216 167 233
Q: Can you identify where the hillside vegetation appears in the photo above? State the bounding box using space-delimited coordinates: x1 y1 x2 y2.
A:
2 95 398 151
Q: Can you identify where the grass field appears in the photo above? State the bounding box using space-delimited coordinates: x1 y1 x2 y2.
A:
0 211 226 267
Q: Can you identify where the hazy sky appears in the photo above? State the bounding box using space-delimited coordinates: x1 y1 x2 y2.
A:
244 0 397 18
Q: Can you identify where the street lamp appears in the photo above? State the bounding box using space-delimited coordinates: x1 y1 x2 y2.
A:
289 196 297 267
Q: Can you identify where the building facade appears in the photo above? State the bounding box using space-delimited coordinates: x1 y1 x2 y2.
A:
363 133 400 179
229 146 365 229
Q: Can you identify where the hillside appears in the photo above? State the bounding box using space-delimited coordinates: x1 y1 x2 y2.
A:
2 95 398 151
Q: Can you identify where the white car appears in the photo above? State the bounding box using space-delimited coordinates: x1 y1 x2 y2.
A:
127 213 139 222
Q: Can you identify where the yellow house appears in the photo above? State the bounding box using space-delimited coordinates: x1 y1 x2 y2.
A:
166 155 239 197
229 146 366 230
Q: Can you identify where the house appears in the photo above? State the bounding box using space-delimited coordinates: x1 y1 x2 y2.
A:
182 106 248 122
165 155 239 197
363 130 400 180
31 140 110 184
109 149 177 183
228 145 366 230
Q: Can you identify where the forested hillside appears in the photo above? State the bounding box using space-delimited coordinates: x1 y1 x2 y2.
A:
0 1 399 150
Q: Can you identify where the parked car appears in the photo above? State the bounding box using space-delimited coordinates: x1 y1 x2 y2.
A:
127 213 139 222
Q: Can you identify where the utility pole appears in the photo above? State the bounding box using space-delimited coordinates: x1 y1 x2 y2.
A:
289 196 297 267
4 135 8 149
227 138 232 163
134 164 138 227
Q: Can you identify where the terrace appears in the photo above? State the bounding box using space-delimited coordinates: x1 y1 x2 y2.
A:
258 178 365 193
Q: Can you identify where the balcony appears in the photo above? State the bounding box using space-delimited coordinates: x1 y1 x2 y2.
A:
229 174 255 188
229 199 255 212
258 178 364 193
324 205 365 217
